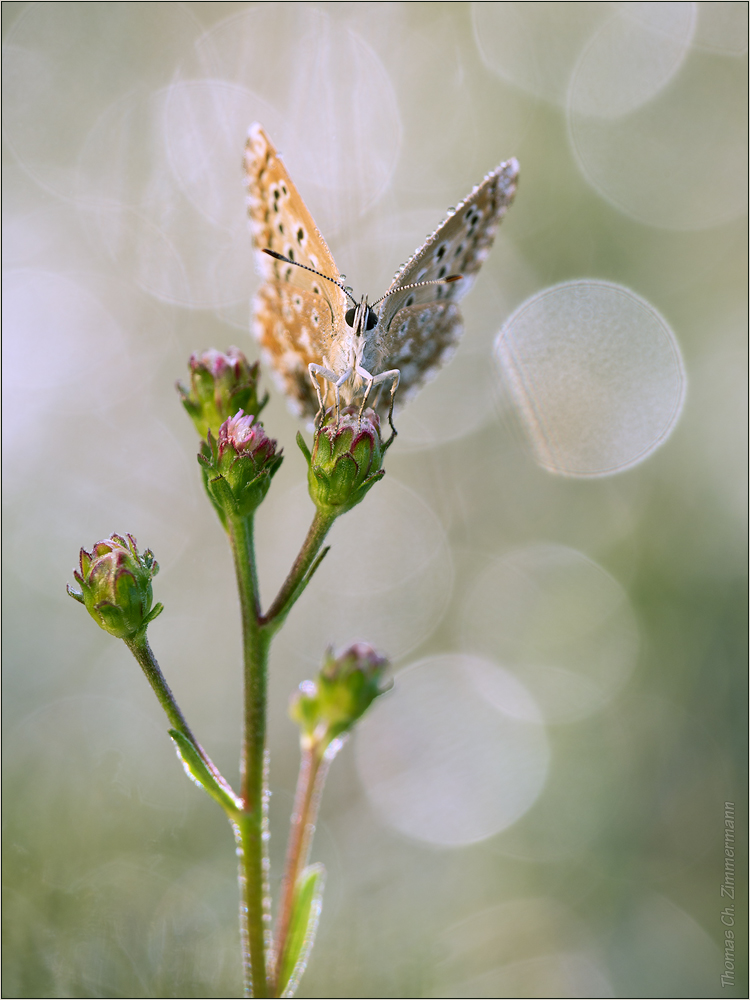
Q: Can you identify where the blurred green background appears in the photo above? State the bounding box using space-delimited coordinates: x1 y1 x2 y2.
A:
3 3 747 997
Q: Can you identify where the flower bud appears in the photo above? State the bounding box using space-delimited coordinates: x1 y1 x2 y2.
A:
178 348 267 439
198 410 282 523
298 406 385 517
67 533 163 639
289 643 390 752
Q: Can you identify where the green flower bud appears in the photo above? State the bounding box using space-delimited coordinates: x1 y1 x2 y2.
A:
67 533 163 639
298 406 385 517
199 410 282 524
177 348 268 439
289 643 390 752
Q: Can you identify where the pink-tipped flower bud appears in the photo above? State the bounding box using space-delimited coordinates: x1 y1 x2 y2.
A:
199 410 282 524
297 406 385 517
177 348 267 439
67 533 163 639
289 643 390 753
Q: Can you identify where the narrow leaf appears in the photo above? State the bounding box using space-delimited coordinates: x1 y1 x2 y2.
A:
169 729 240 815
278 863 326 998
296 431 311 463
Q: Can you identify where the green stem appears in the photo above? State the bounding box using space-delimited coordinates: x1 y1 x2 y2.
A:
228 506 338 996
263 509 336 629
126 632 194 737
229 513 271 999
125 633 227 784
126 634 241 817
273 743 333 994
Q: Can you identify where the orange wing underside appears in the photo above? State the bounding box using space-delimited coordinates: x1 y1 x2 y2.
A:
245 124 346 418
253 283 335 418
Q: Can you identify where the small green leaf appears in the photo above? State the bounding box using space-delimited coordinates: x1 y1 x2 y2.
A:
296 431 311 463
168 729 241 815
278 863 326 998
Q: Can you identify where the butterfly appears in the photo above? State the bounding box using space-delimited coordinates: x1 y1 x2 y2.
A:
244 123 519 431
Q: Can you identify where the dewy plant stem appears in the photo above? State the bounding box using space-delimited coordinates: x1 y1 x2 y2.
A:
229 506 336 997
229 512 272 998
262 508 336 630
273 743 331 993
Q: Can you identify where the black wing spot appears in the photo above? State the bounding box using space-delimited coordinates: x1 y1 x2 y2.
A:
438 265 447 278
288 248 295 261
281 184 288 195
297 227 304 243
465 209 481 234
454 244 464 257
278 222 284 234
405 294 415 307
312 284 320 295
436 244 446 260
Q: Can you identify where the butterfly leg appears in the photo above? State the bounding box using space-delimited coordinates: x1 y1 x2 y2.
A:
309 363 353 426
356 366 401 442
308 363 330 426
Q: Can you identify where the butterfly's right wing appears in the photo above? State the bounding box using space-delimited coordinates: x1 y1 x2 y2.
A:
244 123 347 418
370 159 519 406
370 301 464 415
378 159 519 330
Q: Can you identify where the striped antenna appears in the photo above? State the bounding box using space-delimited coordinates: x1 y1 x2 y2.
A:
263 248 462 309
262 249 357 306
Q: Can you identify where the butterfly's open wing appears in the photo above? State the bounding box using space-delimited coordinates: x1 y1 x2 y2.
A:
244 123 347 418
378 159 519 326
371 159 519 405
369 302 464 414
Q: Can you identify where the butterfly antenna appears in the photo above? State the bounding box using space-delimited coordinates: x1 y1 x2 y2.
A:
262 249 358 306
370 274 462 309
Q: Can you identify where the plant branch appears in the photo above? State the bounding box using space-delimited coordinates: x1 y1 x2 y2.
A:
262 509 336 630
273 742 335 994
125 632 232 796
229 512 271 998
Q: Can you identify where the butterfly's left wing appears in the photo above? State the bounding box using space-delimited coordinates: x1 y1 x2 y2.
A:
370 158 519 403
244 123 347 418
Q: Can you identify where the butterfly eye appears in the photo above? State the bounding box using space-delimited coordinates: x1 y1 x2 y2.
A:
345 307 356 327
365 308 378 331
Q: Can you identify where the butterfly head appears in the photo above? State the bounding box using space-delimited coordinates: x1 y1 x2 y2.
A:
345 298 379 336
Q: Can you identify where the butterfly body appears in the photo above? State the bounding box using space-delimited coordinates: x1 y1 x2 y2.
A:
244 123 519 420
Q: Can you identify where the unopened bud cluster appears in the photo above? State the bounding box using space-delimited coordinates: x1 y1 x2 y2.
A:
289 643 390 753
199 410 282 524
67 533 163 639
178 348 267 440
298 406 385 516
